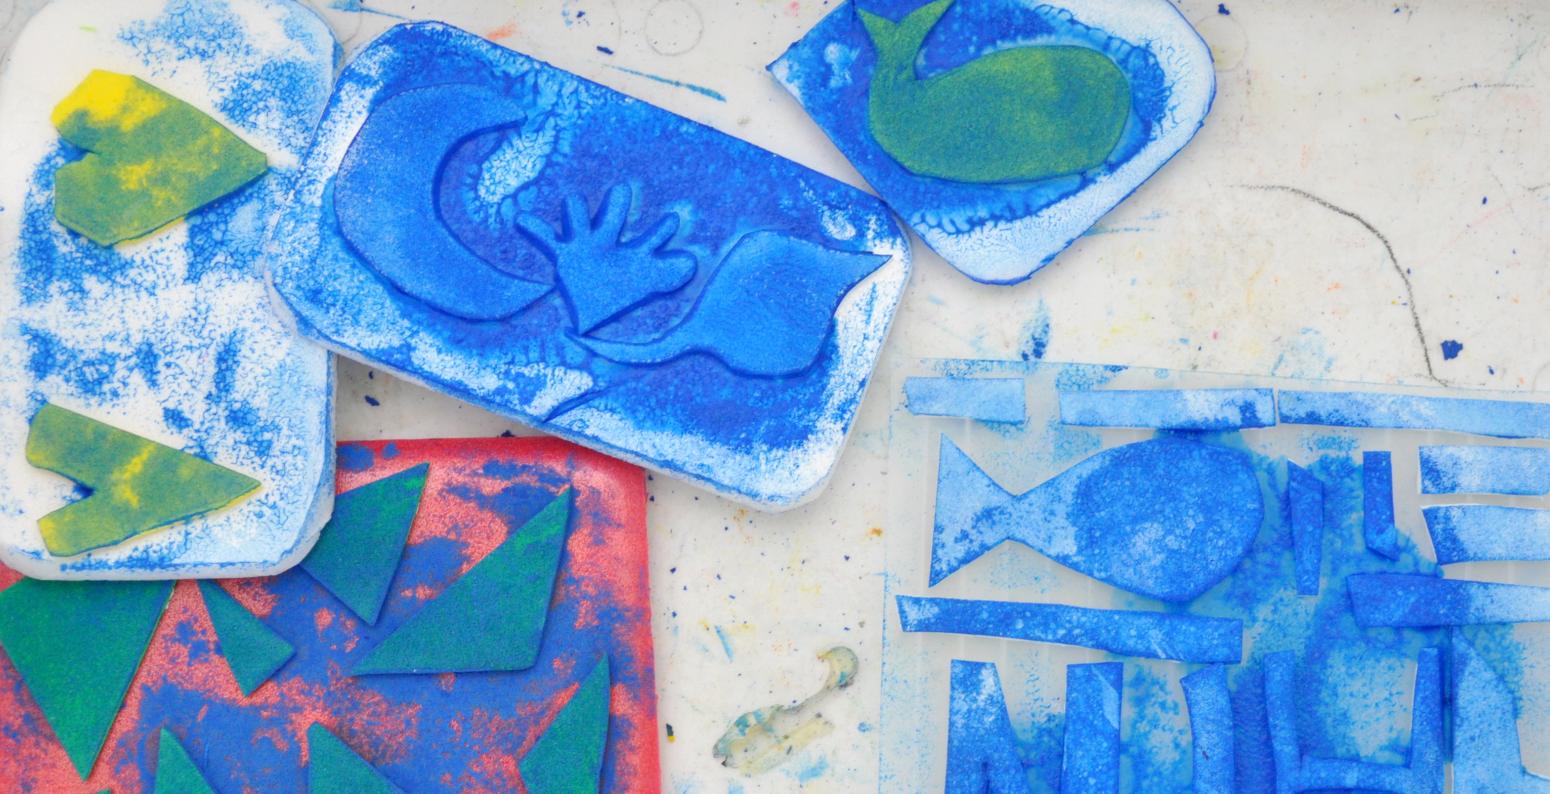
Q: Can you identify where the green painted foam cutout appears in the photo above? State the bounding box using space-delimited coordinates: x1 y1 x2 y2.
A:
306 723 401 794
152 728 216 794
351 489 572 676
520 655 611 794
0 579 173 778
197 581 293 696
301 463 429 625
26 403 261 558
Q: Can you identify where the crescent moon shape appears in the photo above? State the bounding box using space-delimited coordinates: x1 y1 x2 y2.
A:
334 84 551 321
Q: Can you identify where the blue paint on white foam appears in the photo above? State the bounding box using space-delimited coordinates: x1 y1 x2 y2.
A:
1424 505 1550 564
1059 388 1275 430
1362 451 1401 560
1286 462 1323 596
713 624 734 661
1279 391 1550 440
1062 662 1123 793
944 660 1030 793
903 376 1025 423
1348 574 1550 626
1419 445 1550 495
1181 666 1233 793
1453 636 1550 792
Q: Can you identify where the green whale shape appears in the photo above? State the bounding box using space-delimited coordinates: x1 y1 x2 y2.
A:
859 0 1132 184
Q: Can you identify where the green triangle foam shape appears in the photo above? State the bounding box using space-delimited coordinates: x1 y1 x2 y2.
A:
351 489 571 676
301 463 429 625
152 728 216 794
307 723 401 794
520 655 611 794
197 581 293 696
0 579 172 778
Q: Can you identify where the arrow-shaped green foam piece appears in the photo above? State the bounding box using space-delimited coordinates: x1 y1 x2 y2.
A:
520 655 611 794
307 723 402 794
0 579 173 778
51 70 269 246
25 403 262 558
152 728 217 794
351 489 571 675
300 463 429 625
197 581 293 696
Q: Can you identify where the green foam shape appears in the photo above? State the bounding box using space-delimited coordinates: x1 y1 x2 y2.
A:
26 403 262 558
197 581 293 696
152 728 216 794
300 463 429 625
859 0 1131 184
0 579 173 778
351 489 572 676
519 655 611 794
306 723 401 794
51 70 269 246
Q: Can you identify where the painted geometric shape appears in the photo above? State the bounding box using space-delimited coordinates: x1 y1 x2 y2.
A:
267 22 911 510
771 0 1214 284
1420 445 1550 496
1287 462 1324 596
1452 635 1550 791
1059 388 1277 431
1348 574 1550 627
196 581 292 696
1180 666 1233 793
903 376 1026 423
1362 451 1401 560
943 660 1030 794
1061 662 1122 794
0 0 338 579
519 655 611 794
1425 505 1550 564
151 729 216 794
306 724 401 794
300 463 429 626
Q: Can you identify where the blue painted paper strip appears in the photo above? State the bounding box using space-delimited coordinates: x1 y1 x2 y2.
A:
1287 463 1324 596
1453 636 1550 791
945 660 1033 794
1425 506 1550 564
1419 445 1550 495
1181 666 1233 793
1363 452 1401 560
1059 388 1275 430
904 377 1026 423
1348 574 1550 627
1061 662 1122 794
1278 391 1550 440
896 596 1242 663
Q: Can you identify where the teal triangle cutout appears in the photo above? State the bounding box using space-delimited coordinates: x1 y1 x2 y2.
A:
520 655 611 794
152 728 217 794
0 579 172 778
351 489 571 676
197 580 293 696
301 463 429 625
307 723 401 794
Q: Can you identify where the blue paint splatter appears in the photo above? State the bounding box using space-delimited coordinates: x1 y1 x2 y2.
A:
1441 339 1464 360
605 64 726 102
714 625 734 661
337 444 375 472
1218 3 1231 14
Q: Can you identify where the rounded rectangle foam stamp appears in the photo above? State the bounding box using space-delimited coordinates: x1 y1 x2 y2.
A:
770 0 1215 285
267 22 912 511
0 0 338 578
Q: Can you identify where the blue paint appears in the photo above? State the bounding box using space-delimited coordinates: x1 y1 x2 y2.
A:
793 755 830 784
1287 463 1323 595
605 64 727 102
1362 452 1401 560
1441 339 1464 360
1059 388 1276 430
714 625 734 661
1062 662 1122 793
1419 445 1550 495
1181 666 1233 793
1425 505 1550 563
944 660 1031 793
1278 391 1550 440
1021 300 1051 361
1217 3 1231 14
1452 635 1550 791
1348 574 1550 626
903 376 1026 423
337 444 376 472
931 436 1262 601
896 595 1242 662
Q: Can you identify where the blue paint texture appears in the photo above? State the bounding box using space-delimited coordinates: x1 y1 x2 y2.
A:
1059 388 1276 430
903 376 1026 423
1452 636 1550 791
1181 666 1233 793
1363 451 1401 560
1348 574 1550 626
1287 462 1323 596
944 660 1031 793
1425 505 1550 564
1062 662 1122 793
1419 445 1550 496
1441 340 1464 360
1279 391 1550 440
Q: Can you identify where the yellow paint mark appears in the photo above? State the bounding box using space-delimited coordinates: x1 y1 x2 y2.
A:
52 70 171 132
867 526 884 538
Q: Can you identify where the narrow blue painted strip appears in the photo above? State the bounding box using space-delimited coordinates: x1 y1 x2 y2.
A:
944 660 1034 794
1278 391 1550 440
1181 666 1234 793
1062 663 1123 794
1419 445 1550 495
904 377 1027 423
1287 463 1323 596
1362 452 1400 560
1059 388 1276 430
1453 636 1550 791
1348 574 1550 627
603 64 727 102
1425 506 1550 564
895 596 1242 663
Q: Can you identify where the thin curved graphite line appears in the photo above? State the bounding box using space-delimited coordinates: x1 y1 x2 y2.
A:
1241 184 1443 385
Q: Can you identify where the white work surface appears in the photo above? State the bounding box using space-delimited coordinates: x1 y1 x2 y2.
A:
4 0 1549 790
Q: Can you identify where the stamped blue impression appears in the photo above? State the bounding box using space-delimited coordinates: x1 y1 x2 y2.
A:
944 661 1031 794
1061 662 1123 793
1452 636 1550 790
1425 505 1550 564
1279 391 1550 440
0 0 337 579
1362 451 1401 560
1059 388 1276 431
1180 666 1234 793
1287 462 1324 596
904 376 1025 423
1348 574 1550 627
1420 445 1550 496
769 0 1214 284
267 22 912 509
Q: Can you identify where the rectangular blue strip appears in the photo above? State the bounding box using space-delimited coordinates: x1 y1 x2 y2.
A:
1288 463 1324 595
1278 391 1550 439
1424 505 1550 564
1419 445 1550 496
903 377 1026 423
1059 388 1276 430
1062 663 1123 794
1181 666 1234 793
1362 452 1400 560
1348 574 1550 626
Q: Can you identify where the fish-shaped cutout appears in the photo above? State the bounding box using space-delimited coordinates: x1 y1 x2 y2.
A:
858 0 1131 184
931 436 1262 601
578 232 890 377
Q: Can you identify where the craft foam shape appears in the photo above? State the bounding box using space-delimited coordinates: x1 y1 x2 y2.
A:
306 723 401 794
1362 451 1401 561
903 376 1026 423
770 0 1214 284
1278 391 1550 439
0 438 659 792
1452 635 1550 791
1425 505 1550 564
267 23 911 510
519 655 611 794
896 595 1242 662
151 729 216 794
930 436 1263 600
26 404 261 558
1059 388 1277 430
1264 649 1442 793
196 580 292 696
351 488 571 675
299 463 428 625
51 71 268 246
0 0 337 579
0 578 172 777
1181 666 1233 793
944 660 1032 794
1419 445 1550 496
1287 462 1324 596
1348 574 1550 626
1061 662 1122 794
